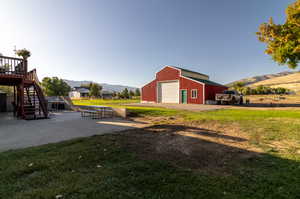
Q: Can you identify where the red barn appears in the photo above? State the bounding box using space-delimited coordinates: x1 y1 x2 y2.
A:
141 66 227 104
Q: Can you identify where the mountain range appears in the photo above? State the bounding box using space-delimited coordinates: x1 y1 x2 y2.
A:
64 70 300 94
64 79 138 93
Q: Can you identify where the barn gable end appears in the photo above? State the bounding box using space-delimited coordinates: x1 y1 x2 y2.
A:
141 66 227 104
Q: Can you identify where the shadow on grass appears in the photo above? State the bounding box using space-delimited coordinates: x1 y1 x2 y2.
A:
235 103 300 108
0 124 299 198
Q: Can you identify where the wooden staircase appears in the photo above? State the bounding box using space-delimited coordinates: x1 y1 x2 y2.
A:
23 83 47 119
22 71 48 120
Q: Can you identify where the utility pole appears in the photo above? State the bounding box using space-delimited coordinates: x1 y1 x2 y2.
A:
13 45 17 57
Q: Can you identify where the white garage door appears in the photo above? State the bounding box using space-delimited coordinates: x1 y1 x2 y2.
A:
158 81 179 103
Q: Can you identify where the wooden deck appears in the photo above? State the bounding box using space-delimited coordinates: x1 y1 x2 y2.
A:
0 55 48 119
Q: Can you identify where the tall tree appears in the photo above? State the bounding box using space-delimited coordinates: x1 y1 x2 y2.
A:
42 77 71 96
121 88 129 99
129 90 135 98
232 82 245 93
135 88 141 96
89 83 102 97
257 0 300 68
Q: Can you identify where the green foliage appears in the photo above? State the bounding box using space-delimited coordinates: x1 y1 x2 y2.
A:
232 82 245 93
41 77 71 96
89 83 102 97
120 88 130 99
73 98 140 106
129 90 135 97
0 86 13 95
80 83 102 97
257 0 300 68
135 88 141 96
1 127 300 198
240 86 290 95
0 63 11 72
16 49 31 59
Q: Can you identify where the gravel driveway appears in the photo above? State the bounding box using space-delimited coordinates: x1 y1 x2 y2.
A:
0 112 146 152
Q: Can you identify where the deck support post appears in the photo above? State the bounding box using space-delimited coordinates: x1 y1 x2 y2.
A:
18 82 25 118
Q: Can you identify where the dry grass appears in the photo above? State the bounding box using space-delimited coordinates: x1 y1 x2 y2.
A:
251 72 300 92
120 124 262 176
245 94 300 104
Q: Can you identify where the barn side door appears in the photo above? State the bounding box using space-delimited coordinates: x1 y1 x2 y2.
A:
180 90 187 104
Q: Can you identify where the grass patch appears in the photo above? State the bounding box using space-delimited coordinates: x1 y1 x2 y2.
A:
73 98 140 106
73 99 300 142
1 133 300 199
2 99 298 198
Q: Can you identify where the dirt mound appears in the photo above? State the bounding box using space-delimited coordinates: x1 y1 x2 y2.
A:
120 124 262 175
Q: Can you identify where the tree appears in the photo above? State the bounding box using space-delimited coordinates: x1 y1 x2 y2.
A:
232 82 245 93
16 49 31 59
241 87 252 95
117 92 123 99
41 77 71 96
121 88 129 99
135 88 141 96
129 90 135 98
89 83 101 97
257 0 300 68
112 91 117 98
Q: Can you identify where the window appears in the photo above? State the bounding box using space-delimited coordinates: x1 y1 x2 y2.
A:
191 89 198 99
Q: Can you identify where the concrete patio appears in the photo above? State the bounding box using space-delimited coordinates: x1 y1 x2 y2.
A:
0 111 147 152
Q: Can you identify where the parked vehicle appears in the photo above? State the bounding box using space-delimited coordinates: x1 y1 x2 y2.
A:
215 90 243 105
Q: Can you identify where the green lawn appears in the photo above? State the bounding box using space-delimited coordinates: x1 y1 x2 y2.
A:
73 98 140 106
1 99 300 198
1 131 299 198
74 99 300 143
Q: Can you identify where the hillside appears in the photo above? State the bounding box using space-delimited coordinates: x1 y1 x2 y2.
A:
227 71 296 87
250 72 300 92
228 71 300 92
64 79 138 93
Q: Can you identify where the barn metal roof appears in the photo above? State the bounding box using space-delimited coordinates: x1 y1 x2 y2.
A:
188 77 227 87
173 66 209 78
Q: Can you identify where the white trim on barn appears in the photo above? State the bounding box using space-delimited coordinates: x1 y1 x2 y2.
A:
155 66 205 104
180 75 206 104
156 80 180 103
191 89 198 99
152 66 209 104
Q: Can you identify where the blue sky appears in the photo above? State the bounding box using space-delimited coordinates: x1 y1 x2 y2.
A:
0 0 296 87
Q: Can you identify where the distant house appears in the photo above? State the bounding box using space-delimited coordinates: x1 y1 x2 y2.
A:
101 90 114 99
141 66 227 104
69 87 90 99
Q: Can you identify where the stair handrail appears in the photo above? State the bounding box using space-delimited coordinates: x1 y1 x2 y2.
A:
27 69 41 84
27 69 49 118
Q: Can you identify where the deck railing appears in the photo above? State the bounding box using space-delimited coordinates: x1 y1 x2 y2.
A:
0 55 26 76
27 69 40 83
